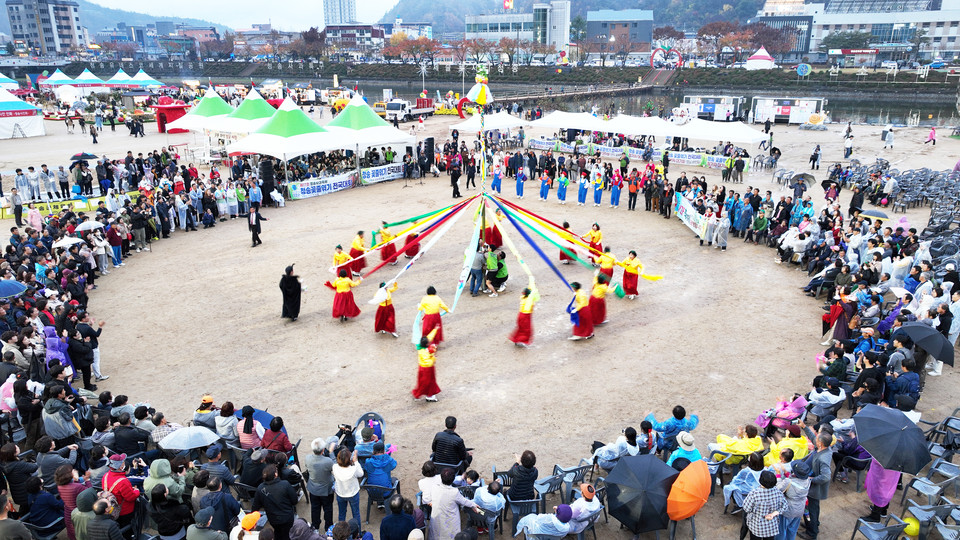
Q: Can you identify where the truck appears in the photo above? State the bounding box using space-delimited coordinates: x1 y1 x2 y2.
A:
384 98 434 122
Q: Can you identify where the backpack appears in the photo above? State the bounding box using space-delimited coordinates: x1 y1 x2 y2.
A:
98 475 124 519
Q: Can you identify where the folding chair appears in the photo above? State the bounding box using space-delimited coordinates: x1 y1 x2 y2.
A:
533 474 564 513
361 478 399 524
20 516 65 540
505 493 541 536
833 456 872 493
904 497 957 540
553 464 592 503
850 514 907 540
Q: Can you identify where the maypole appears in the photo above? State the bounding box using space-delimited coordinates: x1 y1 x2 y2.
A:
467 65 492 243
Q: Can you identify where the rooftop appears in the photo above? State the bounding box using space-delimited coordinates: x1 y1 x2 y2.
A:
586 9 655 21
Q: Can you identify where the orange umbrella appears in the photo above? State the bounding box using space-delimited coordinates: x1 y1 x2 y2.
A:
667 460 710 521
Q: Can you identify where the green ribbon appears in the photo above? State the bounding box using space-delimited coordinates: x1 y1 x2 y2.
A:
492 199 595 270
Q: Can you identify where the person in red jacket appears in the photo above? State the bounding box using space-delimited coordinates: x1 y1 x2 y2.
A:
261 417 293 455
101 454 141 531
105 221 124 268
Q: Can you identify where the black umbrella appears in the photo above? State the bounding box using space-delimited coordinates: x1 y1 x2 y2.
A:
70 152 98 161
900 322 954 366
860 209 889 219
854 404 931 474
789 172 815 185
819 178 837 191
605 454 679 534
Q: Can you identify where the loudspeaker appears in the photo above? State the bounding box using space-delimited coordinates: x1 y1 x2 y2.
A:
423 137 435 166
259 159 275 198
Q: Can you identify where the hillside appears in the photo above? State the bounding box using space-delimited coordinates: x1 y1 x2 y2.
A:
0 0 229 37
380 0 762 35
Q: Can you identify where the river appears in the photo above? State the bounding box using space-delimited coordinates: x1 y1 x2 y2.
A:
350 81 958 127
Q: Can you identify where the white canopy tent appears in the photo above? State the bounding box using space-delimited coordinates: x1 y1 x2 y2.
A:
528 111 610 133
0 88 44 139
603 114 674 138
449 111 527 133
0 73 18 90
39 69 73 87
662 118 766 144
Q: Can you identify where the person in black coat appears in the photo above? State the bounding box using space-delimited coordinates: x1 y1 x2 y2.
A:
251 464 299 540
279 265 302 322
248 203 267 247
148 484 193 539
67 330 95 390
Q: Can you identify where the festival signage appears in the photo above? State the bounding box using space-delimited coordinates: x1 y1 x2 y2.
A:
0 191 140 220
286 172 355 200
359 163 404 185
528 138 749 171
673 192 708 239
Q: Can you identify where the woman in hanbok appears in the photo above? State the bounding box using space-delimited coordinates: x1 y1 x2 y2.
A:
326 270 361 322
589 275 609 326
348 231 367 275
412 328 441 402
225 182 238 218
508 281 538 347
374 282 399 337
378 222 398 265
569 282 594 341
582 223 603 263
418 286 449 345
559 221 575 264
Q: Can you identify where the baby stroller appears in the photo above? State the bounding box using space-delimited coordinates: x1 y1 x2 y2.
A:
755 394 807 438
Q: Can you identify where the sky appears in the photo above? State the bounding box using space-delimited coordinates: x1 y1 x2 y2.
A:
85 0 398 31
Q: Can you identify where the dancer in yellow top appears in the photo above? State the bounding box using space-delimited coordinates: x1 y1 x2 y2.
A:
582 223 603 263
374 282 399 337
332 245 350 276
412 328 441 402
327 270 362 322
378 221 399 265
508 278 539 347
597 247 616 282
569 282 594 340
621 251 642 299
418 286 450 344
590 274 610 326
348 231 367 275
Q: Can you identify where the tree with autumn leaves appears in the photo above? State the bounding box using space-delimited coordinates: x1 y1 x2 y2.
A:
696 21 796 63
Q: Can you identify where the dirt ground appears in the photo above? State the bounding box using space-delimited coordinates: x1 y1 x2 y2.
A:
0 110 956 539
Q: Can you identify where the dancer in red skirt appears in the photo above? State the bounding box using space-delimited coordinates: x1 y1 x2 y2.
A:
403 232 420 259
581 223 603 264
412 328 440 402
569 282 594 340
484 209 503 250
597 247 616 282
374 281 399 337
417 286 449 344
508 282 539 347
589 274 609 326
348 231 367 275
326 270 362 322
379 222 399 265
621 250 641 299
559 221 575 265
332 245 350 276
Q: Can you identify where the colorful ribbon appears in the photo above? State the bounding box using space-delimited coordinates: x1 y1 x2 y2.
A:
449 204 483 313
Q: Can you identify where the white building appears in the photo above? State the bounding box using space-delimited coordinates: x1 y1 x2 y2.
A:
5 0 83 55
324 0 356 27
757 0 960 61
465 1 571 53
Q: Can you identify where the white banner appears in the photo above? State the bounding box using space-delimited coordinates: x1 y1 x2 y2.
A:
360 163 404 185
673 192 709 239
286 172 355 200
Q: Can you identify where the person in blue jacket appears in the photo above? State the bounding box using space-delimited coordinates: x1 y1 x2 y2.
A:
515 168 526 199
645 405 700 454
361 442 397 498
577 172 589 206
